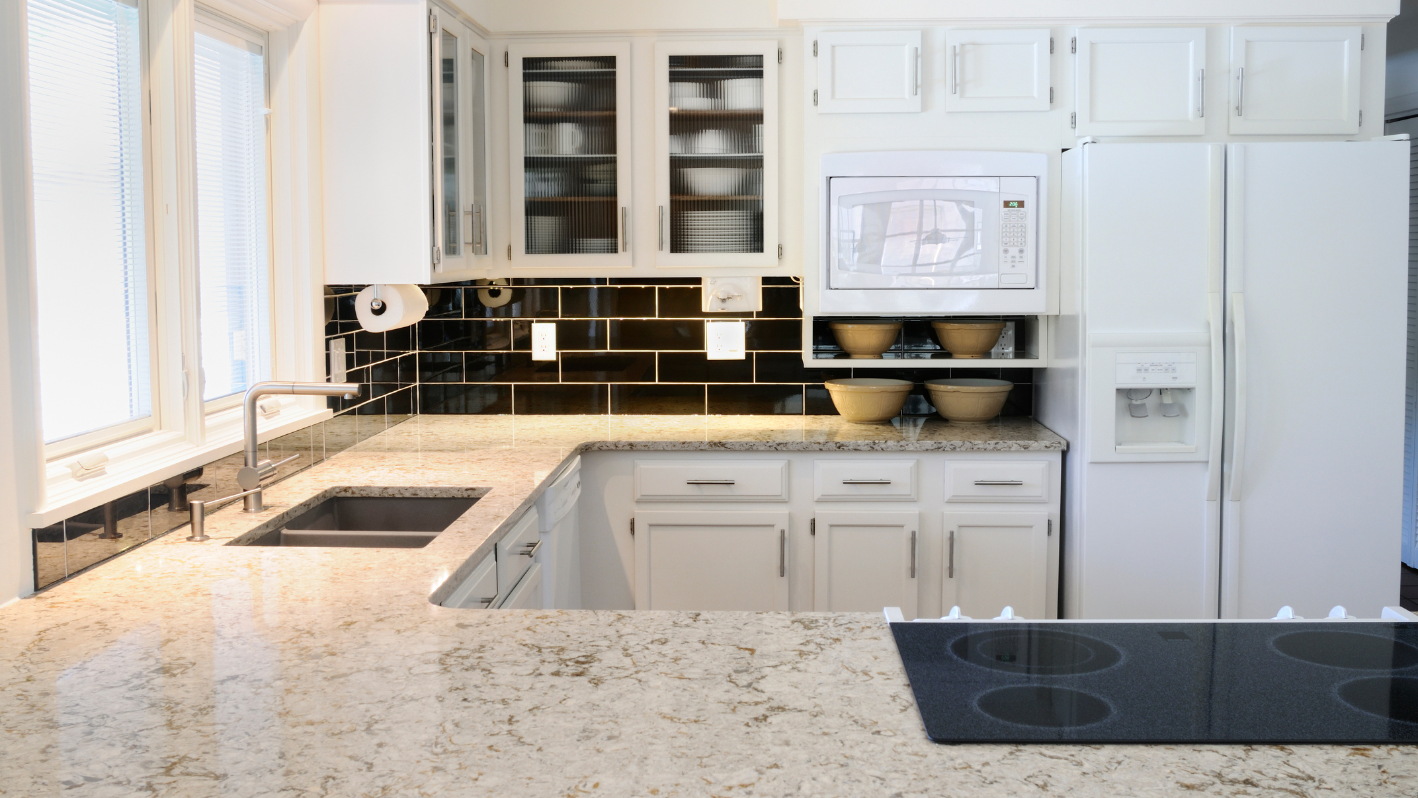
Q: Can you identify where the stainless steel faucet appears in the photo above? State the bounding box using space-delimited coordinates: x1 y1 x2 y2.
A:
185 381 360 540
239 381 359 512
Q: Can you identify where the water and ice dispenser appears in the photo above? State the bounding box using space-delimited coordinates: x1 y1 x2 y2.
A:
1087 342 1211 463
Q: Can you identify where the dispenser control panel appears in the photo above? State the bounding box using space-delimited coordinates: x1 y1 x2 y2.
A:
1116 352 1197 386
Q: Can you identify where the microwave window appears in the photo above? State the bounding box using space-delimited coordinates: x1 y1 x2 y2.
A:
838 198 982 277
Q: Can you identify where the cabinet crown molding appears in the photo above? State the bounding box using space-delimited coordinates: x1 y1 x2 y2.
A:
780 0 1397 24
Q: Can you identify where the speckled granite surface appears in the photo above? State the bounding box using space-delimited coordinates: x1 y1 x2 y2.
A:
3 415 1415 797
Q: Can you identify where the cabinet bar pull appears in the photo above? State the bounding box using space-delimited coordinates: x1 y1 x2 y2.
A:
1197 68 1205 118
621 207 629 252
479 592 499 607
951 45 959 94
658 205 665 251
779 529 786 577
947 530 955 578
519 539 542 558
913 46 920 96
686 479 734 485
842 479 891 485
1236 67 1244 116
974 479 1023 486
909 530 917 578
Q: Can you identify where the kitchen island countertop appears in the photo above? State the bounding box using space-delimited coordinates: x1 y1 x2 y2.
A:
3 414 1415 797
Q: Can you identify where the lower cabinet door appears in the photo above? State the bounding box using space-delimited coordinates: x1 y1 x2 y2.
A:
942 512 1049 619
499 562 544 609
634 510 790 610
813 511 919 619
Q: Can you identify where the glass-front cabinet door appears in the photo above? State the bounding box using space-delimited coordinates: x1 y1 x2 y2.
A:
654 41 779 268
508 42 632 266
428 3 490 278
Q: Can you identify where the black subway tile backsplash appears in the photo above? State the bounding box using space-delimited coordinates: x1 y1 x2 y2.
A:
562 286 655 318
515 384 608 414
657 351 754 383
610 319 704 351
744 319 801 351
709 384 804 415
611 384 705 414
561 352 655 383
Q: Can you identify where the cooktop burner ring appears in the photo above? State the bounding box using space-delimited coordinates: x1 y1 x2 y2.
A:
1337 676 1418 725
975 685 1113 729
950 628 1124 675
1271 630 1418 671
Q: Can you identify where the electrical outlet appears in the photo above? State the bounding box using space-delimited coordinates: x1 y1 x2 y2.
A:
329 338 347 382
532 322 557 361
706 320 747 360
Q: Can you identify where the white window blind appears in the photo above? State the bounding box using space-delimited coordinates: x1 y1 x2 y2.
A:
194 16 271 402
27 0 152 443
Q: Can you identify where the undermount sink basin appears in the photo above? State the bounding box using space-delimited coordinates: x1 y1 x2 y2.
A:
242 496 477 548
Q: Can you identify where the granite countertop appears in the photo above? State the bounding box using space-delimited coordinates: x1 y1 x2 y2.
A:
3 415 1414 797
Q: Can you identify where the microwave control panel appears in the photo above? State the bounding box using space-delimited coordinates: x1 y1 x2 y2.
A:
998 176 1037 288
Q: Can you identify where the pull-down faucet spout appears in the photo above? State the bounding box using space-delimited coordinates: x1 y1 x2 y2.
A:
240 381 360 512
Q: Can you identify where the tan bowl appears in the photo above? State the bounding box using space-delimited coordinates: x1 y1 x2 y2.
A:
825 378 913 423
829 322 902 359
924 378 1013 424
931 321 1007 359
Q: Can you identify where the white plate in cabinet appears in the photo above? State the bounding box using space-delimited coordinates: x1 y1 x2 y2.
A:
813 511 918 619
496 508 541 596
1075 27 1206 136
813 459 917 501
945 29 1051 113
499 562 544 609
442 551 498 608
815 30 922 114
634 460 788 502
1228 27 1361 135
945 461 1048 503
943 512 1050 620
634 510 790 610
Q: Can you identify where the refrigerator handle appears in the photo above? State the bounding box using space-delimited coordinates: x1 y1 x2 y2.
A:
1228 292 1248 502
1206 293 1224 501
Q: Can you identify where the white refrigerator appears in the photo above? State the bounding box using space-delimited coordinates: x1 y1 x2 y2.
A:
1040 140 1409 620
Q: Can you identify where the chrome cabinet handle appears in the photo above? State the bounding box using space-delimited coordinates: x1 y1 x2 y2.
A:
479 592 499 607
951 45 959 94
621 207 629 252
1197 68 1205 118
519 539 542 558
779 528 786 577
947 530 955 578
1236 67 1244 116
974 479 1023 486
686 479 734 485
913 46 920 96
658 205 665 251
909 530 917 578
841 479 891 485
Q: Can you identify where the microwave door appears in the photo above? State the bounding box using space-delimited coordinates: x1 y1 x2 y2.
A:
831 187 999 290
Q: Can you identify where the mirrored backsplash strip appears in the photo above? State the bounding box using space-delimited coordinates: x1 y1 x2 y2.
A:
326 277 1036 418
31 291 415 592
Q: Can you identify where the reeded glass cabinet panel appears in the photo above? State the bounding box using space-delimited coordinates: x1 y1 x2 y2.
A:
428 3 489 278
655 41 779 268
508 42 632 266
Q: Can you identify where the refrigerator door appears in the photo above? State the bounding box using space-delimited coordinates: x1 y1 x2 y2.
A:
1222 141 1408 619
1066 142 1224 619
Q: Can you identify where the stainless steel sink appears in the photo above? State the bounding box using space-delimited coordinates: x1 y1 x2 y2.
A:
242 496 477 548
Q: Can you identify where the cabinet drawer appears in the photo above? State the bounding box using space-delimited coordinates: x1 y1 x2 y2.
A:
496 508 541 593
945 461 1049 503
634 460 788 502
443 552 498 609
813 459 918 501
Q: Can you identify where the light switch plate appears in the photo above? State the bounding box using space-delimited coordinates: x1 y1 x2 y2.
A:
701 277 762 312
706 320 747 360
329 338 347 382
532 322 557 361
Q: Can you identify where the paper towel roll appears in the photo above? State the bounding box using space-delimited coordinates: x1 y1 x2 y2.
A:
355 284 428 332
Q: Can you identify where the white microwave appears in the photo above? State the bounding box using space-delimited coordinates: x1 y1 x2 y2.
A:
818 151 1047 315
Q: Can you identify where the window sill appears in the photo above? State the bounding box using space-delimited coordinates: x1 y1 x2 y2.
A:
28 403 333 528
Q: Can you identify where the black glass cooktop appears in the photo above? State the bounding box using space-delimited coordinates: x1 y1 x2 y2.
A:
889 621 1418 743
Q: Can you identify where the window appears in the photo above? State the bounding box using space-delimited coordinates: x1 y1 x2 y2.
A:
26 0 152 443
193 14 271 401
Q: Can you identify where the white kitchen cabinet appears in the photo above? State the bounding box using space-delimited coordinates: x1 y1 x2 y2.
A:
1228 27 1361 135
813 459 917 502
654 41 780 268
321 1 491 284
499 563 544 609
945 29 1051 113
633 510 790 610
814 30 922 114
634 459 789 502
942 512 1050 619
813 511 919 618
1075 27 1206 136
508 42 633 266
441 550 498 608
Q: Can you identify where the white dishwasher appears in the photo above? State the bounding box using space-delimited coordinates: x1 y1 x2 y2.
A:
537 456 582 609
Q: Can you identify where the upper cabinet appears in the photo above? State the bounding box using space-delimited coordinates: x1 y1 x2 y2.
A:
1228 26 1362 135
654 41 779 268
945 28 1052 113
322 1 491 285
815 30 922 113
508 43 633 267
1075 27 1206 136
